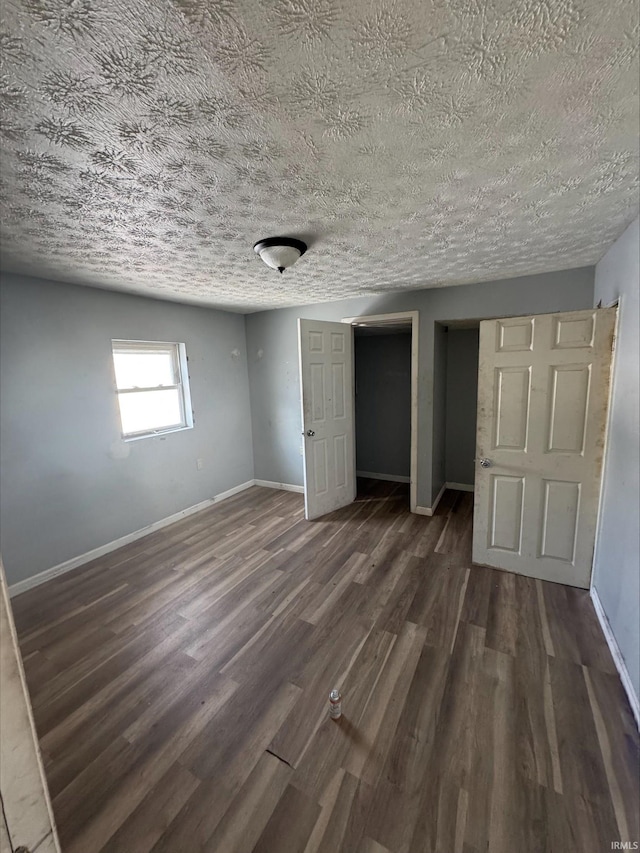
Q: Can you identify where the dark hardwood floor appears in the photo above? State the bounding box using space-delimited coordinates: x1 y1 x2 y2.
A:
11 480 639 853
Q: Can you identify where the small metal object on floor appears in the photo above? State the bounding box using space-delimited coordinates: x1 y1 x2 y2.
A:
329 688 342 720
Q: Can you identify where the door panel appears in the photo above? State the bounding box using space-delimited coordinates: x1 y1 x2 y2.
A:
546 365 590 453
553 313 595 348
490 475 525 552
473 307 616 588
331 363 346 418
299 319 355 520
496 317 535 351
331 331 345 353
313 439 329 495
334 434 347 487
540 480 580 562
310 363 326 422
493 366 531 450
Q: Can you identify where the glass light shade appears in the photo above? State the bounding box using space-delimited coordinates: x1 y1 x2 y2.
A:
257 244 302 271
254 237 307 272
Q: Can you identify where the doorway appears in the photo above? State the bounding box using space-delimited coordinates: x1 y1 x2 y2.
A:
438 321 480 495
297 312 418 520
354 323 412 508
344 312 419 513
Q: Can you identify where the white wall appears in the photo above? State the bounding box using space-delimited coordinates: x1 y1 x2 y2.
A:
591 217 640 706
0 273 254 586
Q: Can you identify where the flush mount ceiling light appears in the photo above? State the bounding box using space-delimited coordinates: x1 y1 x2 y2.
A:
253 237 307 274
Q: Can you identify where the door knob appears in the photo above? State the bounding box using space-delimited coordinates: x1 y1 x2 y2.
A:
478 458 492 468
306 429 315 437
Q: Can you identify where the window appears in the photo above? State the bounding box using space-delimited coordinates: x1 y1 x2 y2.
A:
111 340 193 439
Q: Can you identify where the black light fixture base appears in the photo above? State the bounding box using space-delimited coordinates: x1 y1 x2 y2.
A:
253 236 308 256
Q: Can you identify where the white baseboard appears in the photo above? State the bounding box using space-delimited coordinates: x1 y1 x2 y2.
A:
253 479 304 494
591 587 639 730
8 480 255 598
215 481 256 503
356 471 411 484
414 482 447 517
446 482 474 492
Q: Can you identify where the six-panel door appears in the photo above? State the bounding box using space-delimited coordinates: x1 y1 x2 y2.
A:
298 319 355 520
472 308 616 588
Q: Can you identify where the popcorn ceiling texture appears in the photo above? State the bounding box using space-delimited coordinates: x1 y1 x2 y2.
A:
0 0 638 311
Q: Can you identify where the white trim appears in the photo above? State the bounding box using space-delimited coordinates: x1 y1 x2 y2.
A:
342 312 414 327
414 482 447 517
8 480 255 597
590 587 639 730
446 482 474 492
343 310 419 514
253 479 304 494
0 563 62 851
356 471 410 484
123 423 193 442
214 481 256 502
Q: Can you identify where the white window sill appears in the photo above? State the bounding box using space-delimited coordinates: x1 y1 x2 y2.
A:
122 424 193 442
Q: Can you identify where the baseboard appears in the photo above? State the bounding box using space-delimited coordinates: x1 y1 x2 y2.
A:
414 506 432 516
591 587 639 730
446 482 474 492
414 482 447 517
8 480 255 598
356 471 411 484
253 479 304 494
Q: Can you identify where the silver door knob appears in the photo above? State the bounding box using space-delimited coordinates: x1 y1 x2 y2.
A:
306 429 315 437
478 458 492 468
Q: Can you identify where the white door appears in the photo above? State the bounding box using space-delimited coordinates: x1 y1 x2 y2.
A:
298 319 355 520
472 308 616 588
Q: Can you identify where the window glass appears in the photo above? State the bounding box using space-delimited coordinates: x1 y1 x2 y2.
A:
111 340 192 438
113 349 176 390
117 389 183 435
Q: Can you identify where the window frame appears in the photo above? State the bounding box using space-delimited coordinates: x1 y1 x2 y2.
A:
111 339 194 440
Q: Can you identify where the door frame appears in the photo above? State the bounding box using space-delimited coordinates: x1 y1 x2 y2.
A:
1 557 61 852
341 311 419 514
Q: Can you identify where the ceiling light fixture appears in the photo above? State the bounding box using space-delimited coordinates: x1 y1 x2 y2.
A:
253 236 307 274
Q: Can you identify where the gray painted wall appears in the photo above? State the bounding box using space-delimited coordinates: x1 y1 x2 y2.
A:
445 328 480 487
0 273 254 586
246 267 594 509
591 217 640 704
354 333 411 478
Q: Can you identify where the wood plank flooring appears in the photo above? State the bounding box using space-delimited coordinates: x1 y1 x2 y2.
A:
11 480 639 853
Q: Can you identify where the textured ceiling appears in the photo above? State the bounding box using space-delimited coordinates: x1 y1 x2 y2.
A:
0 0 638 312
